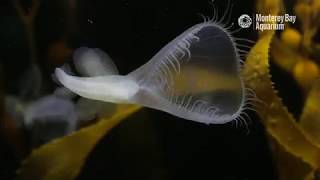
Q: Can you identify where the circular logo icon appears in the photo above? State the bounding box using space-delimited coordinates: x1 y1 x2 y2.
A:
238 14 252 28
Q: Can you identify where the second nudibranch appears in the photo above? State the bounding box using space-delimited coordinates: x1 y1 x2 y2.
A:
55 20 247 124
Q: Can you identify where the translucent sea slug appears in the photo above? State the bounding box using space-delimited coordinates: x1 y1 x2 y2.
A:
55 16 252 124
5 92 77 146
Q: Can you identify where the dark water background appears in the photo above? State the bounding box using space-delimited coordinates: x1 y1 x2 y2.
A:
0 0 290 179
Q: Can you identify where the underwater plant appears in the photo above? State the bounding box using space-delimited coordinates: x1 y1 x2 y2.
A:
55 17 251 125
242 0 320 179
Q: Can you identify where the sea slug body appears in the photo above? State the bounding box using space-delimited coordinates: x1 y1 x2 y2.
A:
55 13 252 125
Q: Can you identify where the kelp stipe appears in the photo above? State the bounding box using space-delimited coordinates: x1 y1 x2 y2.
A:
55 3 254 124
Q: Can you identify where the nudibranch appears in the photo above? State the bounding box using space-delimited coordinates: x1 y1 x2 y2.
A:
5 92 78 146
55 17 251 124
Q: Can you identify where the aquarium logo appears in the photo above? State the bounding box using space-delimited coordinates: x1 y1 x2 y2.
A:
238 14 297 31
238 14 252 28
255 14 296 31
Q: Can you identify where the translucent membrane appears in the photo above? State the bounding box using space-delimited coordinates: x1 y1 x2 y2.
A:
55 21 245 124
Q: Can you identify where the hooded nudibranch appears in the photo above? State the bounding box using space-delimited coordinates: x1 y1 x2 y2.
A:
55 18 251 124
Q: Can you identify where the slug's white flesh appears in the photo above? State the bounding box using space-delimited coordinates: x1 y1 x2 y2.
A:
55 69 139 103
57 47 119 122
73 47 119 76
24 95 77 132
55 21 246 124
